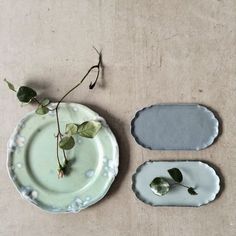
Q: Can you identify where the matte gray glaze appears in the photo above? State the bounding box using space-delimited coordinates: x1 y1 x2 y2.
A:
132 161 220 207
131 104 219 150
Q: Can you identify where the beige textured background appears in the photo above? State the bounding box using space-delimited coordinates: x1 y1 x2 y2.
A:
0 1 235 235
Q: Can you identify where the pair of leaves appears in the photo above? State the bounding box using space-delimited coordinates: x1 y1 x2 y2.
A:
35 99 50 115
4 79 50 115
65 121 102 138
59 121 102 150
4 79 37 103
150 168 197 196
168 168 197 195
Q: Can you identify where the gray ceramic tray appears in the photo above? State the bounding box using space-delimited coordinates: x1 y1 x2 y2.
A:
132 161 220 207
131 104 219 150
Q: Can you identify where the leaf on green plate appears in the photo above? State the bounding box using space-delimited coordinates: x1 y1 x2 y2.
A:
188 187 198 195
17 86 37 103
65 123 78 136
149 177 170 196
59 136 75 150
35 105 49 115
41 98 50 106
4 79 16 92
77 121 102 138
168 168 183 183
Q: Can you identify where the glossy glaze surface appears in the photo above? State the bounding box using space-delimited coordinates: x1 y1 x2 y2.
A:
131 104 219 150
7 103 119 213
132 161 220 207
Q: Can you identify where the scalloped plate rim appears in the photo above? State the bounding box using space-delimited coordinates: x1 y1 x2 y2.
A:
7 102 119 214
131 103 219 150
132 160 220 207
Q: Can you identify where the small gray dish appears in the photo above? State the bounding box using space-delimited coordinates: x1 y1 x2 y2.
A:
132 160 220 207
131 104 219 150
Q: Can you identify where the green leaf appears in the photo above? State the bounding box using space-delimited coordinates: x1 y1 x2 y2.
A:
35 105 49 115
188 187 198 195
168 168 183 183
4 79 16 92
59 136 75 150
65 123 78 136
41 98 50 106
77 121 102 138
17 86 37 103
149 177 170 196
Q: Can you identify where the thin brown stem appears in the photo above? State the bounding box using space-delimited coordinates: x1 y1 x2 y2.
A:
32 97 41 105
55 109 63 137
178 183 190 189
56 135 62 168
53 50 102 172
171 182 191 189
62 149 68 162
55 109 67 162
33 97 53 110
54 54 102 111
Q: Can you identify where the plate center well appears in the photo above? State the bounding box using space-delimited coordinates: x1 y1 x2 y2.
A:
25 121 103 193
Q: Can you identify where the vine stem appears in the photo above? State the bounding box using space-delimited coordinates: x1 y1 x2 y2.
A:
170 182 191 189
32 97 41 105
54 54 102 110
54 51 102 167
32 97 53 111
56 134 62 168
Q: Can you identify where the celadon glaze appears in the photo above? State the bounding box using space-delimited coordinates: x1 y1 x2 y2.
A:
132 161 220 207
7 103 119 213
131 104 219 150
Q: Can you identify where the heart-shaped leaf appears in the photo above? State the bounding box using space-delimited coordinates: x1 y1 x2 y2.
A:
150 177 170 196
188 187 198 195
35 105 49 115
65 123 78 136
59 136 75 150
17 86 37 103
168 168 183 183
77 121 101 138
4 79 16 92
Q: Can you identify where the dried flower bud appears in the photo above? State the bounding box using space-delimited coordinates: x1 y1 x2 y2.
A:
57 166 64 178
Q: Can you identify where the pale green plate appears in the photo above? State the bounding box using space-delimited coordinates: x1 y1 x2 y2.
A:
7 103 119 213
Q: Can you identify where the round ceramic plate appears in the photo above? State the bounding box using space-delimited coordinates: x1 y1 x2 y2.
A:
7 103 119 213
